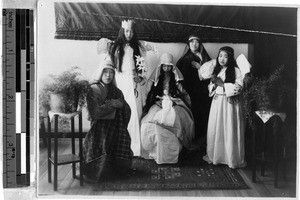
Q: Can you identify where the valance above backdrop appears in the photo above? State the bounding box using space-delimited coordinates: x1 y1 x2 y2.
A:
54 2 296 43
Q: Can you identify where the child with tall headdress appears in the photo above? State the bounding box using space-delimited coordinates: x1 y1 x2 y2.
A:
108 19 158 156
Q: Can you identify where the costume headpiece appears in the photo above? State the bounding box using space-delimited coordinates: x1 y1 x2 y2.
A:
159 53 174 66
102 55 114 70
121 19 134 29
90 54 116 85
188 34 201 42
149 53 184 86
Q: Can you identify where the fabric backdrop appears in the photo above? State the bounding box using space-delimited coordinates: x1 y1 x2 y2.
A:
54 2 297 43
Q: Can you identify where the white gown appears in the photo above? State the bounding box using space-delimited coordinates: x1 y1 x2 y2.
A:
141 99 194 164
205 67 246 169
114 45 145 156
97 39 158 156
140 78 194 164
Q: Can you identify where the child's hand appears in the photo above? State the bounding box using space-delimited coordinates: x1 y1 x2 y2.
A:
134 75 144 83
214 77 224 87
170 97 180 105
211 75 216 82
155 100 162 107
156 95 163 100
107 99 123 108
191 61 201 70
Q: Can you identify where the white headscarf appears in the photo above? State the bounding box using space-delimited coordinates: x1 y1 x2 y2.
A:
149 53 184 86
90 54 117 86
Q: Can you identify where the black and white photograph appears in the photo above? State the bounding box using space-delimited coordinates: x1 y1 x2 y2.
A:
2 0 298 199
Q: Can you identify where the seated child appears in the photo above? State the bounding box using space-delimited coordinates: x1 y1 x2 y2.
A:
82 55 133 183
140 53 195 164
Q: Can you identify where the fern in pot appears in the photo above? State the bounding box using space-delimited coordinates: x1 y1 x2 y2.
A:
243 65 292 131
39 66 90 132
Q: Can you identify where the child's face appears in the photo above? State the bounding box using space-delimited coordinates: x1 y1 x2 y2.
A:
101 68 115 84
162 64 173 72
189 39 200 52
124 28 134 41
218 51 229 67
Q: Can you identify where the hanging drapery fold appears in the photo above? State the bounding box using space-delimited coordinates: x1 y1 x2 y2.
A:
54 2 297 42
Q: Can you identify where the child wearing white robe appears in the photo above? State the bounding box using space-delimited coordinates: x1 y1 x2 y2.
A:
203 46 247 169
141 53 195 164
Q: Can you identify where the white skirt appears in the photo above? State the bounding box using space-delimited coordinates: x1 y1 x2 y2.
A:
205 94 246 169
115 72 146 156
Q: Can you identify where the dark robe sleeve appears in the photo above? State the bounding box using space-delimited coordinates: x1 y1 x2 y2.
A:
87 84 116 120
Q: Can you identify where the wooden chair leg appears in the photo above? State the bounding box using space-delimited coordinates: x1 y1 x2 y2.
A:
273 117 281 188
282 121 287 182
252 126 256 182
79 112 83 186
283 146 287 181
80 163 83 186
261 124 266 176
274 160 278 187
40 118 47 147
261 123 266 176
54 165 58 191
71 117 76 178
54 115 58 191
47 116 52 183
274 139 279 188
48 159 52 183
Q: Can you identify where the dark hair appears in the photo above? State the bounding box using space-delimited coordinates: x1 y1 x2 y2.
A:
143 65 183 115
187 34 202 53
110 27 141 72
212 46 237 84
156 65 180 98
179 34 211 64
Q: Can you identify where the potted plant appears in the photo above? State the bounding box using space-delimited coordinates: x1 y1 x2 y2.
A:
39 66 90 132
243 65 293 131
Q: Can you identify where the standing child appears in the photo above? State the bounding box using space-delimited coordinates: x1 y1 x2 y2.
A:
176 34 212 151
109 19 157 156
203 46 246 169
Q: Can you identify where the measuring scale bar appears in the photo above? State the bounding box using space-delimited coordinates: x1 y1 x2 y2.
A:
3 9 17 188
2 9 33 188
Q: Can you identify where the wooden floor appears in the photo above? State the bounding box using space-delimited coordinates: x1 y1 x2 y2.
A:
37 138 297 198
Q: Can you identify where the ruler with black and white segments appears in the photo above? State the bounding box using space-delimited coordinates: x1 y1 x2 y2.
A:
2 9 34 188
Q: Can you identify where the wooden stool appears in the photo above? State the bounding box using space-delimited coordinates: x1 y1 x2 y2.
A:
252 112 286 188
47 111 83 191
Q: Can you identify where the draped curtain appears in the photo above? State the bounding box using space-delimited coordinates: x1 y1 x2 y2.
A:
54 2 297 43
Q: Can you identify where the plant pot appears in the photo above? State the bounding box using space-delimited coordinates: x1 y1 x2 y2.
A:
49 93 79 113
255 89 285 113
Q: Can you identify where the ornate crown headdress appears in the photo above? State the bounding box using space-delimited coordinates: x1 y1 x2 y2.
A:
121 19 135 29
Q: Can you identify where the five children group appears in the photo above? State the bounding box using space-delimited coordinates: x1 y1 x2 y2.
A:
82 19 247 183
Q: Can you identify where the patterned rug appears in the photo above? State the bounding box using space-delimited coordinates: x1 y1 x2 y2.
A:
93 151 248 191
